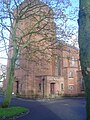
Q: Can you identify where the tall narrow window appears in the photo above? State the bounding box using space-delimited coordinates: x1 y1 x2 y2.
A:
57 55 60 76
71 56 75 67
61 83 64 91
39 83 41 92
15 54 20 69
69 71 73 78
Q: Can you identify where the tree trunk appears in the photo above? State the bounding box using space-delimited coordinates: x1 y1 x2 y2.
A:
2 57 16 108
78 1 90 120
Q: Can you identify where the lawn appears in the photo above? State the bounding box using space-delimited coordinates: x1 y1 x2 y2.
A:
0 106 29 119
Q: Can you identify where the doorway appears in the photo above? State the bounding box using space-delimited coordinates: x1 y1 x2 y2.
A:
16 81 19 94
50 83 55 94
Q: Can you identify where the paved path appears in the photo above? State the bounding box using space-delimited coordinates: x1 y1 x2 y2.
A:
0 96 86 120
11 97 86 120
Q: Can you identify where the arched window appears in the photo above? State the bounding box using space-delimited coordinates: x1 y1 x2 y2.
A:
60 83 64 91
69 71 73 78
71 56 75 67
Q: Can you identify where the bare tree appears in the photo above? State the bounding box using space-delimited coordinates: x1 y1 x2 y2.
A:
0 0 77 108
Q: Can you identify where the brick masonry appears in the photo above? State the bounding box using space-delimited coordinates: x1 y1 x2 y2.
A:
3 0 84 98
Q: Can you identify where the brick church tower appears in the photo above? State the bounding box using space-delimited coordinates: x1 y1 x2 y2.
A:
3 0 83 98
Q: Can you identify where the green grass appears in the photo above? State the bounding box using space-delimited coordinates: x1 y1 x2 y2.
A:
0 106 29 119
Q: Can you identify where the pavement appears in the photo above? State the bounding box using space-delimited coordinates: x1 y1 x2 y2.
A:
0 96 86 120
